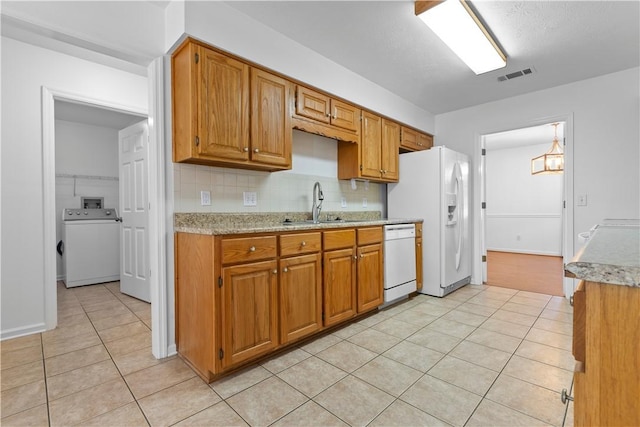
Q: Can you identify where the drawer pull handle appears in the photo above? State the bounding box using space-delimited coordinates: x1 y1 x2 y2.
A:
249 246 256 252
283 267 289 273
301 241 306 247
561 388 573 404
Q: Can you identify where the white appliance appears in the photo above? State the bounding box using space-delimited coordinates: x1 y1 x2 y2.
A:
383 224 417 304
388 146 471 297
61 208 120 288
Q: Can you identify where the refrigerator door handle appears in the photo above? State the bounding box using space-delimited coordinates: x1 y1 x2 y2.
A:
454 162 464 270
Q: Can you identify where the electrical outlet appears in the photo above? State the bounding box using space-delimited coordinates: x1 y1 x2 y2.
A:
200 190 211 206
362 198 368 207
577 194 588 206
341 197 347 208
243 191 257 206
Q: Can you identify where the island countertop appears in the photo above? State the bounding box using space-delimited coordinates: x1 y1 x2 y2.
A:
565 219 640 286
174 212 423 235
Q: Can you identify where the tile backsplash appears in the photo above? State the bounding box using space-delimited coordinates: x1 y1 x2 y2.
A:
173 164 384 214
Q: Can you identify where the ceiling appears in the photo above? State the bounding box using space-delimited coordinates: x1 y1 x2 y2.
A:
225 1 640 114
55 101 145 129
2 1 639 115
485 122 565 151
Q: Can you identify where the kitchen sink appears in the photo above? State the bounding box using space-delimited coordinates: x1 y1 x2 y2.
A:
281 218 363 225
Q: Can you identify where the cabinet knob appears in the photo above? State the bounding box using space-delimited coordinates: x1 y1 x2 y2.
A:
561 388 573 404
254 148 259 153
249 246 256 252
273 269 278 274
300 241 306 247
325 112 331 117
360 253 364 258
283 267 289 273
353 255 358 261
569 295 574 306
243 147 249 152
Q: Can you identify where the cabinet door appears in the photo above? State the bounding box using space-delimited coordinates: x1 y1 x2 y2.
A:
381 119 400 181
251 69 292 168
357 243 384 313
360 111 382 179
331 100 360 132
400 126 418 151
197 46 250 161
221 260 278 368
280 253 322 344
417 132 433 150
323 248 357 326
296 86 330 124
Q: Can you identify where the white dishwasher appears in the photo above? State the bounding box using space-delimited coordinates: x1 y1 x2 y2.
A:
383 224 417 304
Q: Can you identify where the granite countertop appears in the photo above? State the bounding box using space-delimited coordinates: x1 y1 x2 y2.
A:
174 212 423 235
565 220 640 287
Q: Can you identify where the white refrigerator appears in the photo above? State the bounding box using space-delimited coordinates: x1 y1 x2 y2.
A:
388 146 471 297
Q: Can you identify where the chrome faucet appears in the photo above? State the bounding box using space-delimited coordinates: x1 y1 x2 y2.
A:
312 181 324 223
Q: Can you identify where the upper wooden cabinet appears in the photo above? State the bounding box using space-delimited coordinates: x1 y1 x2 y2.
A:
400 126 433 152
338 112 399 183
172 39 292 171
292 85 361 144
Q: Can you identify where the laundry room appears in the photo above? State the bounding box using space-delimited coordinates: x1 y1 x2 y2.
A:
54 100 142 285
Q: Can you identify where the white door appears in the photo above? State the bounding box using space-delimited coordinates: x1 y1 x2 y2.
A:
119 120 150 302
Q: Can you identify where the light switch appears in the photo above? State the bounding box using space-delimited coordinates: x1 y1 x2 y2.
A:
341 197 347 208
200 190 211 206
362 198 368 207
577 194 587 206
243 191 257 206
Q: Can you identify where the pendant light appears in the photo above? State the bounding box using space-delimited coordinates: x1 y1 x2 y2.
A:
531 123 564 175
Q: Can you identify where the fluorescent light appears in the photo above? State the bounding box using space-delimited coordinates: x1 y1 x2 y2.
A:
417 0 506 75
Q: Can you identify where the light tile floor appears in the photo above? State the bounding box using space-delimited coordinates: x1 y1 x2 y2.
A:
1 282 575 426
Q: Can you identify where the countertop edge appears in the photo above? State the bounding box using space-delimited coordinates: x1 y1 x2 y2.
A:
174 218 423 235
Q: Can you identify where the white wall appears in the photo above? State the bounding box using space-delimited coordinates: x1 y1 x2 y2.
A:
485 142 563 255
55 120 120 279
174 131 384 214
0 37 147 339
435 67 640 283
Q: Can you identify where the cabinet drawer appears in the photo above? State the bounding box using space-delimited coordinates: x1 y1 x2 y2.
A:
573 280 586 363
280 232 321 257
221 236 277 264
357 227 382 245
323 229 356 251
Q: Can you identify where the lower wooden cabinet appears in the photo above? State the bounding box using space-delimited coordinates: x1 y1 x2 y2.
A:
279 253 322 344
415 223 423 291
175 225 392 382
323 247 357 326
356 243 383 312
221 260 278 368
571 281 640 426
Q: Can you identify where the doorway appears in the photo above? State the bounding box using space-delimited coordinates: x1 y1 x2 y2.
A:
482 122 566 296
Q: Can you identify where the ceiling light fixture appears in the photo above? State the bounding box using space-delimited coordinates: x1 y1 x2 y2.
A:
415 0 506 75
531 123 564 175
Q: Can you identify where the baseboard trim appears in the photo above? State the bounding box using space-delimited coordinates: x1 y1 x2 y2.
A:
1 323 47 341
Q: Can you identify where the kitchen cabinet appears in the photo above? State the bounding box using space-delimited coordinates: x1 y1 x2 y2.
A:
338 113 399 183
220 235 279 368
279 232 322 344
323 229 357 326
174 233 217 381
400 126 433 152
356 227 384 313
172 39 292 171
570 280 640 427
176 224 390 382
292 85 361 144
415 222 423 291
